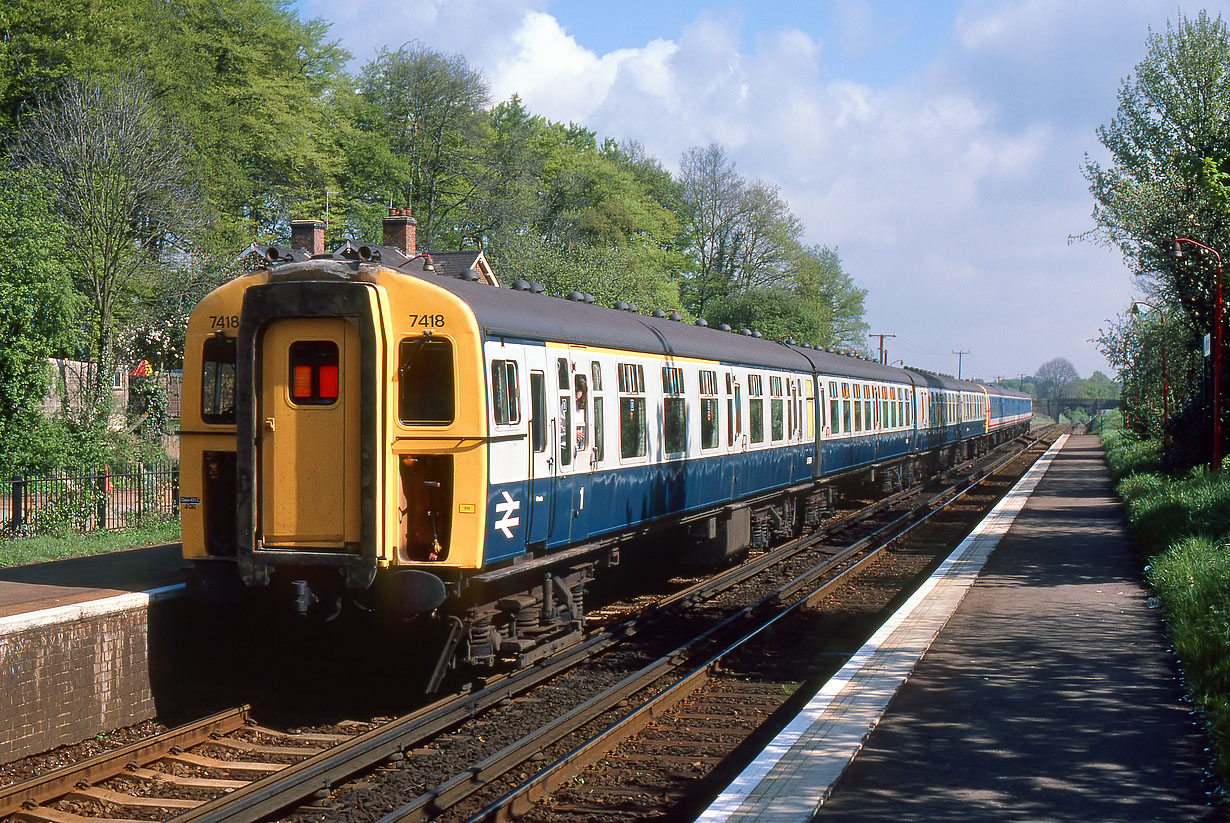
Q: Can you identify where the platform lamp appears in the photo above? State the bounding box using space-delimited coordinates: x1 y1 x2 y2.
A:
1130 300 1169 447
1171 238 1223 467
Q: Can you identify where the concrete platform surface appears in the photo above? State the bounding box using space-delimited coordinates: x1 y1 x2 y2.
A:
814 434 1217 821
0 542 183 618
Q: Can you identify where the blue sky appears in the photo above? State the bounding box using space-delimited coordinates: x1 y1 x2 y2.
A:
292 0 1230 380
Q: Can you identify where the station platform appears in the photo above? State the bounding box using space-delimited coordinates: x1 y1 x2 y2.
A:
0 544 185 763
0 542 184 618
699 434 1219 822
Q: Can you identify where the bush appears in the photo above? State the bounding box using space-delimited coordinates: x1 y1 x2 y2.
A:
1148 535 1230 777
1100 416 1230 794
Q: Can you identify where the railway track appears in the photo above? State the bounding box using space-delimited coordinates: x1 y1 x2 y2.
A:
0 428 1060 823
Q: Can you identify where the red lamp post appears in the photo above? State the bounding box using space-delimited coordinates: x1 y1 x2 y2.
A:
1171 238 1223 467
1131 300 1169 446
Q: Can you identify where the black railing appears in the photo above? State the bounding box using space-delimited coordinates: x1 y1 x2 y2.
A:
1 463 179 538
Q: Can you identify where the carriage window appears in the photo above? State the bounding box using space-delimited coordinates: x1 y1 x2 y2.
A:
399 338 454 424
201 335 237 424
619 363 647 459
852 385 862 432
842 383 852 433
491 360 520 425
620 398 646 458
663 366 685 455
770 377 784 442
664 397 686 454
726 374 735 446
289 341 339 406
701 398 719 450
530 371 546 452
574 374 589 451
700 370 719 450
558 358 572 467
593 394 605 461
829 381 840 433
748 374 764 444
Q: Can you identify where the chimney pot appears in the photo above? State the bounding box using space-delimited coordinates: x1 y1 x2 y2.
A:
383 211 417 254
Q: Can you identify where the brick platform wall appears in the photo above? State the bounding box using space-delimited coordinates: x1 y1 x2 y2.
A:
0 587 182 764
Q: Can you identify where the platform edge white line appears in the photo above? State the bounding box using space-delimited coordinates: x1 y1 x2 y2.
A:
696 433 1069 823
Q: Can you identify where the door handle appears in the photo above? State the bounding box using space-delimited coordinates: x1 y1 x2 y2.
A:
264 417 275 432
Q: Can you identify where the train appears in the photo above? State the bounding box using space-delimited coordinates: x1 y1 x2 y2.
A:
179 213 1031 688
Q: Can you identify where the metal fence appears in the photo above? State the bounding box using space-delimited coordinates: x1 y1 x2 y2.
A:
0 463 179 538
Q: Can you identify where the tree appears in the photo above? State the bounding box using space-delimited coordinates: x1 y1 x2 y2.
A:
357 44 491 249
0 162 82 467
487 234 682 315
791 245 869 349
1035 358 1080 403
13 72 204 425
1083 12 1230 458
678 144 804 315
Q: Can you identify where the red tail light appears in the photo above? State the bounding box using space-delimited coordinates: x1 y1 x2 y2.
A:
319 365 338 399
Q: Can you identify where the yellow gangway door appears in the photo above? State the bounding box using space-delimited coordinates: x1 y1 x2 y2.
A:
258 318 361 548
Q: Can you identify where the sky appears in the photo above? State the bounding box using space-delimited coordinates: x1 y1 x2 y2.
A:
293 0 1230 382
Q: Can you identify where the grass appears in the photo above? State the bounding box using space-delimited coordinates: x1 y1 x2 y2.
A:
0 519 181 567
1100 417 1230 796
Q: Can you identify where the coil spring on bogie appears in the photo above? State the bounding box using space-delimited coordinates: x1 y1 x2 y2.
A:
468 617 495 664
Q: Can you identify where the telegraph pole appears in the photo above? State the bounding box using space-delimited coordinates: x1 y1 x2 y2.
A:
952 350 969 379
869 333 896 365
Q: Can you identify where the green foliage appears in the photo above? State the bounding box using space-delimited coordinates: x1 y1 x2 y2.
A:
487 234 683 314
1100 416 1230 787
1149 534 1230 777
127 376 169 438
0 162 83 461
706 288 824 344
0 519 180 566
1087 407 1124 435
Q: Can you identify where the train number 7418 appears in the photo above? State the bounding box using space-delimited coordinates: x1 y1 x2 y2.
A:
409 314 446 328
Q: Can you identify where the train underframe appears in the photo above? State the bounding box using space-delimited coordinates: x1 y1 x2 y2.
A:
421 420 1030 689
186 420 1030 692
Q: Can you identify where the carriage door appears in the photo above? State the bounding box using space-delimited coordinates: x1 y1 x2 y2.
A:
257 318 360 548
550 356 578 542
525 347 552 546
725 371 744 500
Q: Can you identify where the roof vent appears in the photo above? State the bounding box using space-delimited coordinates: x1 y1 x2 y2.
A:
530 282 545 294
752 331 763 338
695 318 708 327
568 290 585 302
719 324 732 332
460 269 480 282
584 293 595 304
669 311 682 321
627 303 639 313
651 309 667 318
512 279 531 291
613 300 630 311
741 328 753 336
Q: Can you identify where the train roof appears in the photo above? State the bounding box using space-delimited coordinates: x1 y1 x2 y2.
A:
257 259 1029 396
430 274 918 381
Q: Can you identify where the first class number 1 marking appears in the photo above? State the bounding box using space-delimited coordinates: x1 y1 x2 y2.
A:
410 314 446 328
